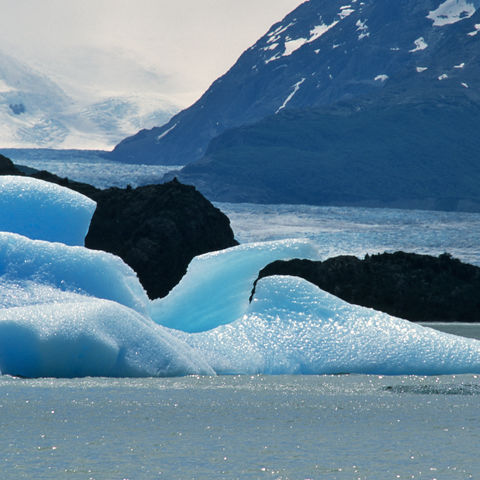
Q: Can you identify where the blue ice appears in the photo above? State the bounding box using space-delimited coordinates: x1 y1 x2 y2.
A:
0 176 95 246
150 239 320 332
174 276 480 375
1 177 480 377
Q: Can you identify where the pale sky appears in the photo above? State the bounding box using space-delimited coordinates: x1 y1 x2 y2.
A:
0 0 303 107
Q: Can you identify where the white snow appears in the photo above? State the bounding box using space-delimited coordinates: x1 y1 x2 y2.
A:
265 53 282 64
263 43 279 51
427 0 477 26
409 37 429 52
356 19 370 40
338 6 355 19
454 62 465 68
283 37 308 56
438 73 449 80
267 22 296 43
0 176 95 246
0 50 179 150
280 21 339 59
374 74 389 82
461 82 470 88
156 122 178 142
275 78 306 113
416 66 429 72
308 22 340 42
467 23 480 35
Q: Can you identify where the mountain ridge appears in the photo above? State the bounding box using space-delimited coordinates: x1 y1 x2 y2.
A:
108 0 480 165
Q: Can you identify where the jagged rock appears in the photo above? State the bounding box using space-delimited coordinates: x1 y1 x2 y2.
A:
256 252 480 322
1 155 238 299
0 154 22 175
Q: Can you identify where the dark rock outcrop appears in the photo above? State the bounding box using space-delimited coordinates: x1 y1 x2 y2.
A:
84 179 238 299
1 155 238 299
256 252 480 322
0 154 22 175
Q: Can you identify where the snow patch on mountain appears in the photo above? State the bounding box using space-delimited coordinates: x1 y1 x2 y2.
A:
281 20 340 58
467 23 480 35
356 19 370 40
427 0 478 26
157 123 178 142
276 78 305 113
339 5 356 19
410 37 429 52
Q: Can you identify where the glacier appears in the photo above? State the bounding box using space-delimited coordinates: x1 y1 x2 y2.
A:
1 177 480 377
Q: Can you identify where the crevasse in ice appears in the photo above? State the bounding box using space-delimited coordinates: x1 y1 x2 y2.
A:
1 176 480 377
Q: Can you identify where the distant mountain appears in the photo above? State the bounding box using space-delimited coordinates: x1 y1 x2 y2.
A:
109 0 480 165
173 98 480 211
0 50 178 149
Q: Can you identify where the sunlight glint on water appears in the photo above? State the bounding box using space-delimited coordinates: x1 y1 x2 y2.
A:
1 374 479 479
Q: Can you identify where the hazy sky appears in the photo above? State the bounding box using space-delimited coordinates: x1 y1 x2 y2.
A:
0 0 303 106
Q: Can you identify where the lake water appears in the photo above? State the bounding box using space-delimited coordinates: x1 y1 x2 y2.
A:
1 373 480 480
1 153 480 479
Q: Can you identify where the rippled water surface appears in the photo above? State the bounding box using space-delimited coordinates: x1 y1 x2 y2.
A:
1 373 480 480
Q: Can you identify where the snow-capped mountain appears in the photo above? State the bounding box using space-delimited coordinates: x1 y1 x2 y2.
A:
109 0 480 164
0 50 178 149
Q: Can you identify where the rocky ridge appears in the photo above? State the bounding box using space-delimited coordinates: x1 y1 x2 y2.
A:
256 252 480 322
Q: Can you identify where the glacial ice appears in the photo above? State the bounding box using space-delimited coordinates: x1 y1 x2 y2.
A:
174 276 480 375
1 176 480 377
150 239 319 332
0 286 213 378
0 176 95 246
0 232 150 316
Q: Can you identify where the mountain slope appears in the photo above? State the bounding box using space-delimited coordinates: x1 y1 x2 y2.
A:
0 50 178 149
173 98 480 211
109 0 480 164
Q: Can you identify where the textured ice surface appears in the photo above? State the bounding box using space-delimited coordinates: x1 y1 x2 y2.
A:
174 276 480 375
0 176 95 246
1 175 480 377
0 291 213 378
0 232 149 316
150 239 319 332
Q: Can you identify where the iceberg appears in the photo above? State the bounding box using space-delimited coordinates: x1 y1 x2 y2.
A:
1 176 480 377
0 176 95 246
0 232 150 316
173 276 480 375
0 288 214 378
150 239 319 332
